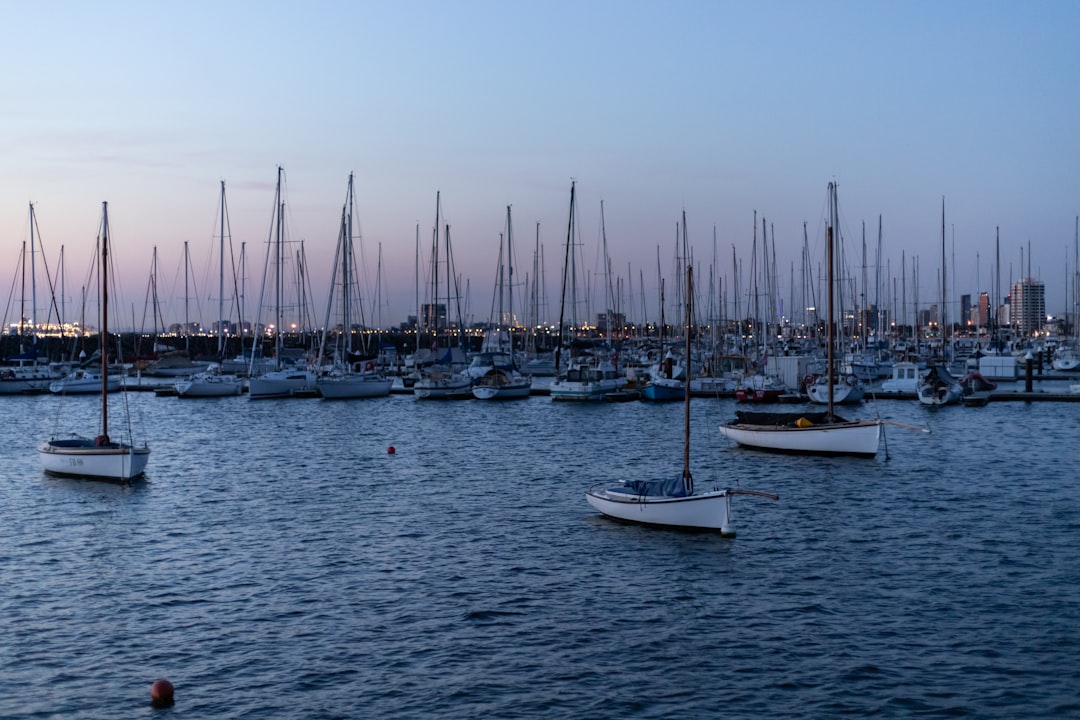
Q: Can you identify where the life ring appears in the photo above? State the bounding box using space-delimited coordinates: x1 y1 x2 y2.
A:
845 375 856 386
364 361 375 372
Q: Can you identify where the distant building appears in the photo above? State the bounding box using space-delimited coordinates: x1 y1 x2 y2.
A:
960 294 971 329
421 303 447 329
595 310 626 336
1010 278 1045 337
978 292 990 327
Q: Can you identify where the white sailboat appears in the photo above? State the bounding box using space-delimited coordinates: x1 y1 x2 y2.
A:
248 167 316 399
414 192 473 400
316 173 392 399
38 202 150 481
549 182 627 401
1 204 62 394
175 364 242 397
175 181 244 398
916 364 963 406
718 182 883 457
474 205 532 400
586 264 777 534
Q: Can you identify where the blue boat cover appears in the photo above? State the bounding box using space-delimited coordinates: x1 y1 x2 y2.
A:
622 474 692 498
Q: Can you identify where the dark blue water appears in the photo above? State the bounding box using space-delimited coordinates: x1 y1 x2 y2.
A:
2 391 1078 718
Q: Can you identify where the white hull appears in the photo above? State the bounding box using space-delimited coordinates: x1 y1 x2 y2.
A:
549 377 625 401
472 380 532 399
146 362 211 378
585 486 736 535
916 384 963 406
414 373 473 399
317 375 393 399
175 374 243 397
50 374 123 394
38 439 150 481
718 419 881 457
0 377 51 394
248 369 317 399
807 379 865 404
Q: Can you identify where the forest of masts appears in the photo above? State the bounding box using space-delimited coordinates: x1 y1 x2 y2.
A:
3 191 1078 364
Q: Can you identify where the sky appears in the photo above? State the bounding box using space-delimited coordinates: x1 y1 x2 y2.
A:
2 0 1078 332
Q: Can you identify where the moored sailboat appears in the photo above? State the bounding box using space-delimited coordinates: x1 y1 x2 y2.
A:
586 264 777 534
473 205 532 400
38 202 150 481
316 173 392 399
718 183 883 457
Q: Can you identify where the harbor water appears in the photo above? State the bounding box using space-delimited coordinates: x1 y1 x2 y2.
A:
1 391 1078 718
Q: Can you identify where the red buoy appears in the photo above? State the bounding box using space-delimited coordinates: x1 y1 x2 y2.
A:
150 679 175 708
387 446 396 455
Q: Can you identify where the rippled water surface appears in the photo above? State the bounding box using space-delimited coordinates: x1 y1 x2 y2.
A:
1 390 1078 718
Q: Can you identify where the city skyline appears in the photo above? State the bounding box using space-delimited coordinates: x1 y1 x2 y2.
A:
2 1 1078 332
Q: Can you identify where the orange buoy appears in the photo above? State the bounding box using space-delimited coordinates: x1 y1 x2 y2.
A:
387 446 396 455
150 679 175 708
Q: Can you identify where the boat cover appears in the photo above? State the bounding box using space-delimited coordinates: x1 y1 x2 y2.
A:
733 410 849 427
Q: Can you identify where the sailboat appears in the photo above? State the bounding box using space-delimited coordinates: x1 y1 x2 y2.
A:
549 183 627 401
916 198 962 406
38 202 150 481
586 264 777 534
248 167 317 399
414 192 473 400
640 215 689 402
316 173 392 399
176 181 244 398
718 183 883 457
473 205 532 400
1 203 61 394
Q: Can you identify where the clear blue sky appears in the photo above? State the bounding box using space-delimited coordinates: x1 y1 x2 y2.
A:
2 0 1078 330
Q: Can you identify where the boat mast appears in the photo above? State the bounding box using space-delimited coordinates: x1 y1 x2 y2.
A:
827 183 837 419
506 205 514 363
29 202 38 350
100 202 110 440
683 264 693 492
218 181 227 356
941 196 947 357
275 168 284 368
555 181 575 373
183 240 190 354
344 173 355 356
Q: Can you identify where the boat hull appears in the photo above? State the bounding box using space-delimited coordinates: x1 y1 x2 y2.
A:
414 374 474 399
248 370 316 399
807 380 865 405
549 378 625 401
317 376 393 399
38 439 150 481
718 419 881 457
175 376 243 397
640 379 685 402
472 381 532 400
585 486 735 535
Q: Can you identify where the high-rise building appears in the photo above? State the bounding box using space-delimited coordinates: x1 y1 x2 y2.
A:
1010 278 1045 337
978 292 990 327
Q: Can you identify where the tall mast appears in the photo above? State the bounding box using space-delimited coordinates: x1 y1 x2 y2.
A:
555 181 575 373
218 181 227 356
827 183 837 419
682 262 693 494
29 202 38 346
100 202 110 439
183 240 190 354
941 196 947 353
506 205 514 360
